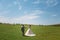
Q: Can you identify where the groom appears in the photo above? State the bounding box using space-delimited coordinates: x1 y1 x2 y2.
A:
21 24 25 36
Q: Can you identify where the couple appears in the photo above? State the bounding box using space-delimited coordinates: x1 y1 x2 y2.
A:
21 24 36 36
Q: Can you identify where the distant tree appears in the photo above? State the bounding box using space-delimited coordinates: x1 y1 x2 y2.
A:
0 23 3 24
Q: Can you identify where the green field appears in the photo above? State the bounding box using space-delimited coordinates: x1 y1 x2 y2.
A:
0 24 60 40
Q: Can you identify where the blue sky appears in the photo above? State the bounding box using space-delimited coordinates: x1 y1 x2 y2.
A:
0 0 60 25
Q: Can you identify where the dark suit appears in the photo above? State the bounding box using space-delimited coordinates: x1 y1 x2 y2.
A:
21 25 25 36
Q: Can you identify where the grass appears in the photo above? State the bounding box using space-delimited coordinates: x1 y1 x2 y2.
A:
0 24 60 40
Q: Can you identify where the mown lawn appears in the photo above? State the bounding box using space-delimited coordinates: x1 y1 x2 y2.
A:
0 24 60 40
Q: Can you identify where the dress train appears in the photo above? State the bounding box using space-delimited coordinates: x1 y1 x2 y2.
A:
25 28 36 36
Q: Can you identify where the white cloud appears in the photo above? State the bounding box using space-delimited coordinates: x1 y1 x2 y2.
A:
0 10 44 24
0 16 9 23
11 10 43 24
52 14 57 16
15 0 22 10
0 15 39 24
20 15 39 20
19 6 22 10
0 11 9 16
32 0 40 4
0 16 19 24
7 1 17 8
32 0 47 4
19 10 43 22
24 10 44 15
24 0 28 2
31 10 43 15
46 0 58 7
12 15 39 24
13 1 17 5
32 0 58 7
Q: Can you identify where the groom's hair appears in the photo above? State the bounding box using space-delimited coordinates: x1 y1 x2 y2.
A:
21 24 24 26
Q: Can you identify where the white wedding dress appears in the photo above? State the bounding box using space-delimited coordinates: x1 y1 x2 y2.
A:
25 27 36 36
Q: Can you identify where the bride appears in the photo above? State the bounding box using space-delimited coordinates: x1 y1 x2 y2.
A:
25 25 36 36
